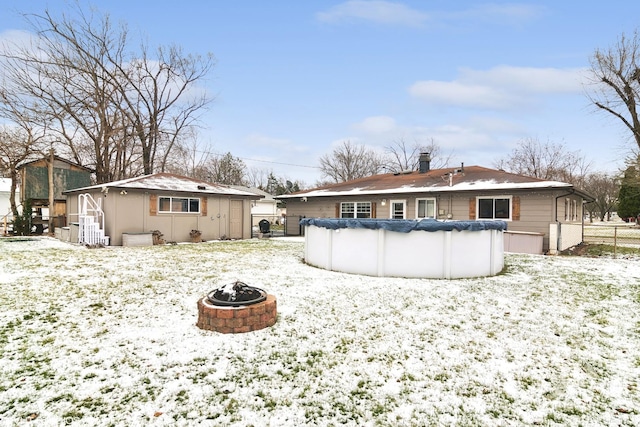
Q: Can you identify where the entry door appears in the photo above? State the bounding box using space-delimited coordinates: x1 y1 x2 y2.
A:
229 200 243 239
390 200 406 219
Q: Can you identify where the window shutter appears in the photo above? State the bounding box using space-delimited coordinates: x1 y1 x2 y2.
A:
335 203 340 218
512 196 520 221
149 194 157 216
371 202 376 218
201 197 207 216
469 198 476 219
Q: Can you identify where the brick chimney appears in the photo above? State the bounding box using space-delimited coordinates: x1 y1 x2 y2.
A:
419 152 431 173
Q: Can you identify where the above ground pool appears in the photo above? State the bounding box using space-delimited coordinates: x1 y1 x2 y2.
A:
300 218 507 279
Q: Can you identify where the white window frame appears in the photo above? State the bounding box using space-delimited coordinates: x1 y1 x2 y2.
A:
565 198 579 221
158 196 201 214
476 196 512 221
390 199 406 219
416 198 437 219
340 202 371 218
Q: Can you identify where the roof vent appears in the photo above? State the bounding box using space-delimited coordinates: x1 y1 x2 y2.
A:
197 185 206 190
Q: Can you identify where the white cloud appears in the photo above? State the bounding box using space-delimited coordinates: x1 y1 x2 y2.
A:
409 80 517 109
459 66 586 93
352 115 397 133
0 29 32 45
451 3 544 23
316 1 429 27
409 66 587 110
317 2 542 28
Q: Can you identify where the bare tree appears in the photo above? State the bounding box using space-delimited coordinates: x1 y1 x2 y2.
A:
494 137 591 187
318 140 385 184
587 29 640 151
208 152 247 185
384 137 452 172
112 43 214 175
584 172 619 221
0 3 213 183
0 81 51 217
0 7 127 182
163 131 214 181
245 167 270 189
0 126 45 217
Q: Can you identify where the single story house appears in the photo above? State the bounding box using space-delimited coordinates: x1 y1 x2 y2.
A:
230 186 284 226
0 177 19 234
278 155 593 254
63 173 261 246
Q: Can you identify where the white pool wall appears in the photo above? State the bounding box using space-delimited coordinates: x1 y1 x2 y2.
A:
304 224 504 279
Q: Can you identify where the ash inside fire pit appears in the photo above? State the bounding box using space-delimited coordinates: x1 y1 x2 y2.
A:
207 280 267 307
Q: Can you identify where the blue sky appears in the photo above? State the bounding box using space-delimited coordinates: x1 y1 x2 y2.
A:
1 1 639 185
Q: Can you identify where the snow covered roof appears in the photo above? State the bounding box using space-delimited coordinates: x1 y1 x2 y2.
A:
17 155 92 172
229 185 272 200
278 165 586 199
64 173 260 197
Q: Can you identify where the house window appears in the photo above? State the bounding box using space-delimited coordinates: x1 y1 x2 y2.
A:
416 198 436 219
158 196 201 213
390 200 406 219
565 198 579 221
477 196 511 220
340 202 371 218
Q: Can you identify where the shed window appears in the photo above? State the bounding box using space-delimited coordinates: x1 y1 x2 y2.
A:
341 202 371 218
158 197 201 213
416 198 436 219
477 196 511 220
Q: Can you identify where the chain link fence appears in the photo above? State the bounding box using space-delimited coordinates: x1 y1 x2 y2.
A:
583 223 640 251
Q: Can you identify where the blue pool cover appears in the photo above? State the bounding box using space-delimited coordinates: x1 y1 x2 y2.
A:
299 218 508 233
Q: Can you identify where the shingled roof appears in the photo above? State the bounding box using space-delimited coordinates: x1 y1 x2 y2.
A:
64 172 260 198
279 165 582 199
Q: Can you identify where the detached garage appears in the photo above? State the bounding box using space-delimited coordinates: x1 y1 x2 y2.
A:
63 173 261 246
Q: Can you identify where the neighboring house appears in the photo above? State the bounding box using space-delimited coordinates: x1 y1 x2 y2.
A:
278 156 593 254
0 177 20 233
17 156 92 230
230 186 282 225
63 173 261 246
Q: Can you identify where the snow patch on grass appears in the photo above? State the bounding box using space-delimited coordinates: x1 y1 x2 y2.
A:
0 236 639 425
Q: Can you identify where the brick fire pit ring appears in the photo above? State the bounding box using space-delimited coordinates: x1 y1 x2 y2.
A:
196 294 277 334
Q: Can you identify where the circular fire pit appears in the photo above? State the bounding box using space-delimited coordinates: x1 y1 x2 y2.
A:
207 280 267 306
197 281 277 334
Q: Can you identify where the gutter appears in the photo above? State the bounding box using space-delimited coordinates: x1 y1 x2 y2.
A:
554 189 575 222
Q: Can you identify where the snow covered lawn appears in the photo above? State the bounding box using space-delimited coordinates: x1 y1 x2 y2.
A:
1 236 639 426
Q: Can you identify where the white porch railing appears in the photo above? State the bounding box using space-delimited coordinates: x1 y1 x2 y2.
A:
1 210 13 235
78 193 109 245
